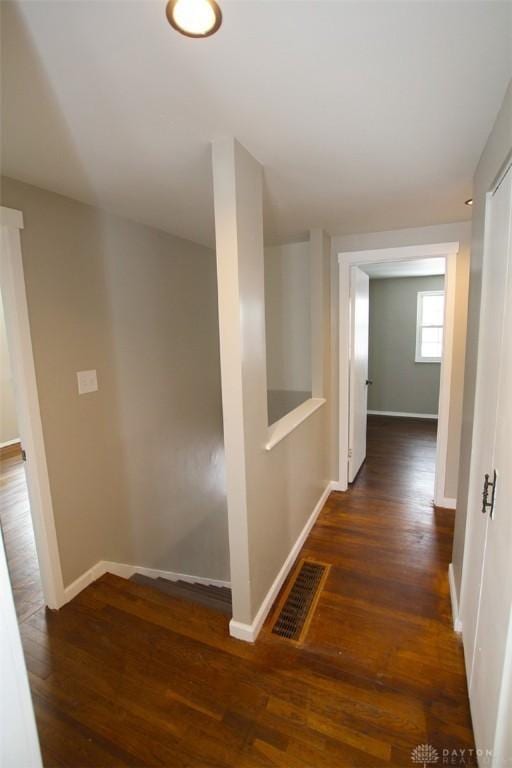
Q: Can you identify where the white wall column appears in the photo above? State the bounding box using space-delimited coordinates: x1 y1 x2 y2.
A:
212 139 333 641
211 138 267 628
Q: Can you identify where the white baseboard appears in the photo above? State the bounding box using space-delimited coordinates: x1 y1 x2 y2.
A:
62 560 231 605
435 496 456 510
329 480 346 492
124 564 231 589
0 437 21 448
63 561 106 603
229 481 333 643
367 410 438 419
448 563 462 633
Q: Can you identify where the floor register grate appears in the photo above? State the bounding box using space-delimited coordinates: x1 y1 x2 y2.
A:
271 559 330 642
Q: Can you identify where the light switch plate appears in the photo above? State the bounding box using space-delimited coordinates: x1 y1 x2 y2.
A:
77 369 98 395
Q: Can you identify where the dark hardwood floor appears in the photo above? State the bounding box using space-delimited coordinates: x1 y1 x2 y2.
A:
10 415 474 766
0 451 45 623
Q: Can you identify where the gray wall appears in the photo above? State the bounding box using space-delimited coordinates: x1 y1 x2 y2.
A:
264 241 311 423
452 80 512 600
1 176 228 586
331 221 471 501
368 275 444 415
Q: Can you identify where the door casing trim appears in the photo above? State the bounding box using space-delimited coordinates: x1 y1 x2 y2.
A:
337 241 460 507
0 206 65 608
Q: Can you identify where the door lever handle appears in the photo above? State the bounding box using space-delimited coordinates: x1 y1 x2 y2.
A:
482 470 497 517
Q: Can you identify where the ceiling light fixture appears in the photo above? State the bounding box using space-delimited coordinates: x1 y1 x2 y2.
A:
465 198 473 206
166 0 222 38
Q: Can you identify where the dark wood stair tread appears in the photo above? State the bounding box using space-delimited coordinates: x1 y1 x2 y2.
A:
130 573 232 616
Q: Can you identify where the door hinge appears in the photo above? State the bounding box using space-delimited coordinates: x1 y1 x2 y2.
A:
21 447 27 462
348 448 353 459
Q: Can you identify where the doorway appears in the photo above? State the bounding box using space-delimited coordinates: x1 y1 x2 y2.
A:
0 207 64 611
0 229 45 624
0 442 45 622
338 242 459 508
349 259 446 507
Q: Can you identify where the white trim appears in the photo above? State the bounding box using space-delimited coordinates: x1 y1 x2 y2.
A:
337 242 459 498
229 481 332 642
436 497 456 510
0 207 65 609
100 561 136 580
337 242 459 266
63 560 231 604
265 398 326 451
62 561 106 603
433 253 457 508
367 410 438 419
449 563 463 632
124 565 231 590
0 207 23 230
0 438 21 449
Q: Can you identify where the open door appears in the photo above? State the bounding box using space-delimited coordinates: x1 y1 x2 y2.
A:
464 163 512 763
348 266 369 482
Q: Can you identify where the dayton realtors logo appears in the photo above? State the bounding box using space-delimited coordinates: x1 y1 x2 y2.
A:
411 744 439 767
411 744 489 766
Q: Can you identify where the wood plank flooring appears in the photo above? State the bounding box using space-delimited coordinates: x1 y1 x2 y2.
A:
0 452 45 623
9 415 475 766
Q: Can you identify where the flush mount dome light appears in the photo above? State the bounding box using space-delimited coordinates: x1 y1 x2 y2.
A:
465 198 473 206
166 0 222 37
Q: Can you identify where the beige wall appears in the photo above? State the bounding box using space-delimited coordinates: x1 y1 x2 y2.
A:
265 240 312 424
0 290 19 445
264 241 311 391
1 176 228 586
452 80 512 600
331 221 471 501
212 139 332 628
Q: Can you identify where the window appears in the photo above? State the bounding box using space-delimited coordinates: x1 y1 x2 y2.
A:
416 290 444 363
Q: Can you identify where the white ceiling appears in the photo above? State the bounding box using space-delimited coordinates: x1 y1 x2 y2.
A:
363 257 446 280
1 1 511 247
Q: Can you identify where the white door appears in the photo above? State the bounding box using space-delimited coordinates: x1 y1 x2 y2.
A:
462 163 512 763
348 266 369 482
461 166 512 676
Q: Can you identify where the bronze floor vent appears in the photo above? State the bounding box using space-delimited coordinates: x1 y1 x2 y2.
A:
271 559 330 642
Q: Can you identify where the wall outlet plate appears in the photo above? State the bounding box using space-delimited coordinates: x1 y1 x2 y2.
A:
77 370 98 395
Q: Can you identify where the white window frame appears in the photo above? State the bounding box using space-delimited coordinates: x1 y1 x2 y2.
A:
415 289 444 363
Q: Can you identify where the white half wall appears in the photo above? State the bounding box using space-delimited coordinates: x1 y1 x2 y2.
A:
212 138 333 636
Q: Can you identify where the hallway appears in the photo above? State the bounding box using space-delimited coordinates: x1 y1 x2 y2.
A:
301 415 473 750
18 415 474 767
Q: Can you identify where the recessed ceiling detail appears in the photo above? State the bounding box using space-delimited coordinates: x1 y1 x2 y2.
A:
166 0 222 38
